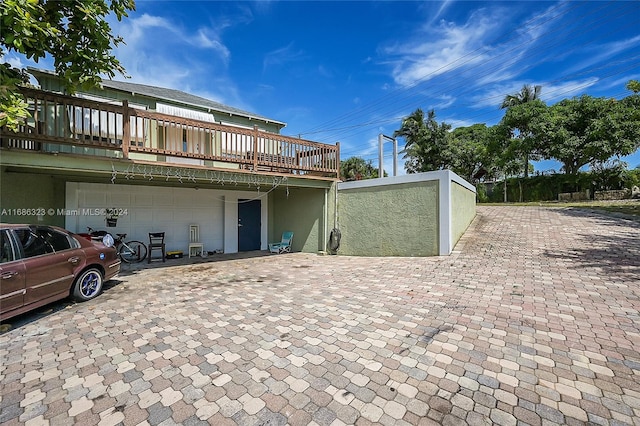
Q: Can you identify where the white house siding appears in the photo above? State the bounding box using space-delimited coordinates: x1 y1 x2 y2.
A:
64 182 261 254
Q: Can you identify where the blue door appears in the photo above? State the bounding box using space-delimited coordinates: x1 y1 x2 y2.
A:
238 200 261 251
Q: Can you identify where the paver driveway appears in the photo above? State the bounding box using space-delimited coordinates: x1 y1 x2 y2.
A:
1 206 639 426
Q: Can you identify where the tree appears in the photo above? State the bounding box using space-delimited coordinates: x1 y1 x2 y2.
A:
487 123 524 202
500 84 542 109
537 94 640 174
0 0 136 129
590 159 629 192
448 124 494 183
394 108 451 173
340 156 383 181
626 80 640 94
500 84 542 178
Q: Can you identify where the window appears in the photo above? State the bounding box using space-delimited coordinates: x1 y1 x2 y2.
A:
0 230 17 263
37 227 73 252
183 128 188 152
15 228 51 258
14 227 74 258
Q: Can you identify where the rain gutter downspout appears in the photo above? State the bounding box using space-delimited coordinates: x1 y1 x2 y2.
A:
323 187 328 252
334 182 338 230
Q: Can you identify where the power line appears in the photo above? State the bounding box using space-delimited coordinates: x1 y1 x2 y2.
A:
316 1 636 146
338 58 640 160
296 1 579 136
325 5 639 158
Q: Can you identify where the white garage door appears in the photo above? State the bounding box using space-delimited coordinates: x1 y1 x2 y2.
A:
65 182 225 253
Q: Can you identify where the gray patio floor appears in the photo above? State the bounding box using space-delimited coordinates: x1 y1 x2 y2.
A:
1 206 639 425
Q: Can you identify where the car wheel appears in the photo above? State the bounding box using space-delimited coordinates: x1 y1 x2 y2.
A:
72 268 104 302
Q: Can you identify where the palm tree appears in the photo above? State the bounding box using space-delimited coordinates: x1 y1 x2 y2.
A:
394 108 450 173
500 84 542 179
501 84 541 109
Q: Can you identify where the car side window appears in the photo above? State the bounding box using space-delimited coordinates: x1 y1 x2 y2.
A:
0 230 17 263
36 227 73 252
15 228 52 258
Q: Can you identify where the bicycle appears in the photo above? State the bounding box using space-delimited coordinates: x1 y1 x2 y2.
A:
85 227 148 263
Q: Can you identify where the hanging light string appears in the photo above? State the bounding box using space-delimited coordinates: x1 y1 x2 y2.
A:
110 163 290 203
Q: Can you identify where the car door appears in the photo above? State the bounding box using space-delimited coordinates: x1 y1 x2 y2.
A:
0 229 26 319
15 226 81 306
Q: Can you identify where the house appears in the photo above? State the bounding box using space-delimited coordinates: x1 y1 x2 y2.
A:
1 68 340 255
1 68 477 258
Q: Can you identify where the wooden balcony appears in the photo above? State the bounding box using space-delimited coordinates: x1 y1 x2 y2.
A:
0 87 340 179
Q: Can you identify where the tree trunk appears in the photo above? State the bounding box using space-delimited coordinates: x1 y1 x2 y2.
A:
503 176 508 203
524 153 529 178
518 179 523 202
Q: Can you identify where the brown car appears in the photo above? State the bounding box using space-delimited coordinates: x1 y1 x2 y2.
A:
0 224 120 321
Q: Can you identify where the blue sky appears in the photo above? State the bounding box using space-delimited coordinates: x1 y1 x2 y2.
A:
8 0 640 173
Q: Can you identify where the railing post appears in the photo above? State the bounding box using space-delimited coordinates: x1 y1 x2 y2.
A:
253 125 259 170
336 142 341 180
122 100 130 159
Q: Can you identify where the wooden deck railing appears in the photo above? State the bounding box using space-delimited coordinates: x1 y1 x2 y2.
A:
0 87 340 178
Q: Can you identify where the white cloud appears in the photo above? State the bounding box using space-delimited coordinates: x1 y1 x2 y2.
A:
447 118 480 130
516 1 570 41
426 0 455 27
114 13 231 66
263 43 306 71
469 77 599 109
541 78 599 103
192 29 231 63
431 95 456 110
564 34 640 77
381 2 578 95
599 74 640 93
470 81 535 108
2 54 26 69
317 65 333 78
104 11 244 108
384 8 501 87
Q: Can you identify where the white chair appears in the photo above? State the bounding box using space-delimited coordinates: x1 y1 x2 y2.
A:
188 225 204 258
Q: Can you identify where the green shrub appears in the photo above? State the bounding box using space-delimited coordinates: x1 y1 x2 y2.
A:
476 183 489 203
482 168 639 203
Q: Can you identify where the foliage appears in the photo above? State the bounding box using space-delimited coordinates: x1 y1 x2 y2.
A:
0 0 135 129
535 94 640 174
0 66 29 129
340 156 383 181
395 80 639 202
500 84 542 109
500 84 543 178
448 124 493 182
485 123 519 177
482 173 589 202
589 159 629 191
479 167 640 203
475 183 490 203
394 108 451 173
626 168 640 187
626 80 640 94
483 123 524 201
393 109 520 186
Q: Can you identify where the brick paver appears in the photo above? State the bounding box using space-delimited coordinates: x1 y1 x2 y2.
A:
1 206 639 425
